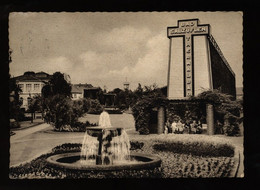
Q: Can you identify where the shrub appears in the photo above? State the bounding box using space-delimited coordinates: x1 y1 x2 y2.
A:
87 99 103 114
132 98 157 134
223 113 240 136
70 121 98 132
51 143 82 153
152 134 234 157
130 141 144 150
43 94 84 131
10 120 20 129
81 98 91 113
105 108 123 114
70 100 85 126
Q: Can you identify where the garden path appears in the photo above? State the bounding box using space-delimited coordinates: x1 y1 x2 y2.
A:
10 113 135 167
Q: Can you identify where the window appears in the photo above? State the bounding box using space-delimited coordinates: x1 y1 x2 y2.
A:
26 84 32 92
34 84 40 91
18 84 24 91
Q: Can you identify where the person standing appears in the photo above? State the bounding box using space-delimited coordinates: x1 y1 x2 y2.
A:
190 120 197 134
171 120 177 133
164 120 170 134
184 121 191 134
176 120 183 134
197 120 203 134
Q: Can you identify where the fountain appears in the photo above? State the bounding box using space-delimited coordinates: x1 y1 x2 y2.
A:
46 111 161 171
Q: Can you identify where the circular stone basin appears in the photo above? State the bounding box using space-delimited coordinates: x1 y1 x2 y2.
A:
46 152 161 171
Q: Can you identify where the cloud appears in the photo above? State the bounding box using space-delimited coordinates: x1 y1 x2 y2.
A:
32 56 74 75
105 32 169 88
9 13 243 90
69 26 159 89
95 26 152 53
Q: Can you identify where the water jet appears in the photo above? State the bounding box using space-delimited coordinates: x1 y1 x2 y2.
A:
46 111 161 171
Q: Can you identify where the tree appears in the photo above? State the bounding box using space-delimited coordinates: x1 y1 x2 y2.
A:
110 88 126 108
40 72 72 129
194 89 242 135
9 76 24 121
42 72 72 98
97 87 105 105
43 94 85 131
41 84 52 98
27 94 43 123
131 84 166 135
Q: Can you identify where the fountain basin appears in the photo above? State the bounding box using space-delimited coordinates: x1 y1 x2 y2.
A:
46 152 161 171
85 126 123 137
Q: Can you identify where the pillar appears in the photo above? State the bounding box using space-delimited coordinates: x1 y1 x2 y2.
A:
206 103 214 135
157 106 165 134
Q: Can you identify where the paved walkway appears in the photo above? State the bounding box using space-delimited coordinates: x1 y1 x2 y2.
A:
13 118 44 131
10 113 135 166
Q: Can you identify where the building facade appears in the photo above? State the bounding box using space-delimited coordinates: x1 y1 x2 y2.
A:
12 71 52 110
71 83 100 100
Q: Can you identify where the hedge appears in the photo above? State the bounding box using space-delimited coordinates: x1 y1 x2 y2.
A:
152 134 234 157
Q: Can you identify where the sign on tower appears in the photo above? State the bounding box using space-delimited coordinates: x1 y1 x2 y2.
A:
167 19 210 97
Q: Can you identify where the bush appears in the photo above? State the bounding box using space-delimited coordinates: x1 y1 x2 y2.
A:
223 114 240 136
51 143 82 154
130 141 144 150
43 94 84 131
81 98 91 113
132 99 152 135
70 121 98 132
10 120 20 129
152 134 234 157
87 99 103 114
223 123 240 136
104 108 123 114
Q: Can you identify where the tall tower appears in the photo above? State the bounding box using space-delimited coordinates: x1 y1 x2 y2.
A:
123 77 130 90
167 18 236 99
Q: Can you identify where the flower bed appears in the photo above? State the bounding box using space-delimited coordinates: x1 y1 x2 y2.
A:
9 135 236 178
130 134 235 177
9 143 160 179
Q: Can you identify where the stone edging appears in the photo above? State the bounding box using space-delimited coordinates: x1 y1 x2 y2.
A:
229 147 240 177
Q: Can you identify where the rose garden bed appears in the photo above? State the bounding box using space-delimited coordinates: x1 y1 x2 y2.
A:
9 135 238 178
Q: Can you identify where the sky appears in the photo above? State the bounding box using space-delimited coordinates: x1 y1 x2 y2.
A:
9 12 243 91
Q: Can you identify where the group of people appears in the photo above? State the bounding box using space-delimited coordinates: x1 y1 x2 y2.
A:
164 119 203 134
